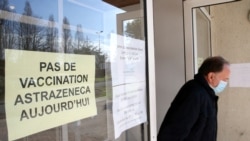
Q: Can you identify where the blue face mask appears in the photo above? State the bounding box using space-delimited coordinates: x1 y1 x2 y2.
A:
212 80 228 94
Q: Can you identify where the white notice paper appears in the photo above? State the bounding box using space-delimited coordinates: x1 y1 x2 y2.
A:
110 34 147 139
112 82 147 139
229 63 250 87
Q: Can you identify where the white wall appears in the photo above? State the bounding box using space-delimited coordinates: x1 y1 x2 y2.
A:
153 0 186 132
211 0 250 140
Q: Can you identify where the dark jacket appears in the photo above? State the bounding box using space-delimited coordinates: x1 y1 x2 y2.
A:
158 73 219 141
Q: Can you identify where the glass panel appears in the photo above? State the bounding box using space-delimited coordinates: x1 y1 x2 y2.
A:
195 8 211 68
0 0 148 141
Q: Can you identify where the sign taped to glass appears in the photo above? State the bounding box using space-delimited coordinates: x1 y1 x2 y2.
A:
5 49 97 141
110 34 147 139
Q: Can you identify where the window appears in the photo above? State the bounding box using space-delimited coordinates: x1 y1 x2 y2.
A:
0 0 148 140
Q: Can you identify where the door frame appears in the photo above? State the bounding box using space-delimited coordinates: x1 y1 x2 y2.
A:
183 0 239 81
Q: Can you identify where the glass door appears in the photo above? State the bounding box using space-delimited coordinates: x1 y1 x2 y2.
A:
192 7 212 73
0 0 151 141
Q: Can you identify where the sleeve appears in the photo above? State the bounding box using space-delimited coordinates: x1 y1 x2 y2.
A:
157 85 203 141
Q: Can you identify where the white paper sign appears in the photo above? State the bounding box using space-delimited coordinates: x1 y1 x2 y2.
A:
112 83 147 138
110 34 147 139
229 63 250 87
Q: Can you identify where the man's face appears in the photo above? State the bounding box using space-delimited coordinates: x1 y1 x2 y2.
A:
209 64 231 87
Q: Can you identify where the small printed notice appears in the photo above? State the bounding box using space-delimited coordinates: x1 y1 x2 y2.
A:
229 63 250 87
5 49 97 141
110 34 147 139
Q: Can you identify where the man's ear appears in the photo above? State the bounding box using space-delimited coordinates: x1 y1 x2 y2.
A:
206 72 214 84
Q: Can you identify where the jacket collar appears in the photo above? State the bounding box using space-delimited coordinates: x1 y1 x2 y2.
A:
194 73 218 99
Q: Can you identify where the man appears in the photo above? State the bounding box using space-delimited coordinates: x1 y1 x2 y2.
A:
157 56 231 141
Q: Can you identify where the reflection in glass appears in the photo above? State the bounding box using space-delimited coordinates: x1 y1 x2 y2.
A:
0 0 147 140
123 18 143 39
